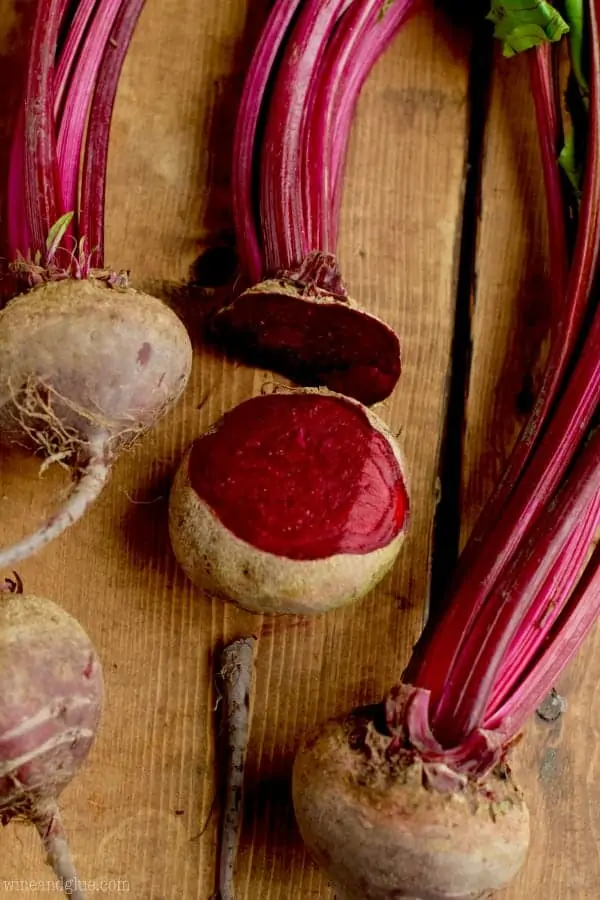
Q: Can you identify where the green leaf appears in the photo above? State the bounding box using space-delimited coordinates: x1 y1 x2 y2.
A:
564 0 588 95
487 1 569 57
559 133 583 196
45 211 74 259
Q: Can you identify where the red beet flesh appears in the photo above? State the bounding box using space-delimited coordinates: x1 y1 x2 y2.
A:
211 282 401 407
188 392 408 560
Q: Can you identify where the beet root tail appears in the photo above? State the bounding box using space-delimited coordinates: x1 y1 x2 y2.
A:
34 801 87 900
0 444 110 567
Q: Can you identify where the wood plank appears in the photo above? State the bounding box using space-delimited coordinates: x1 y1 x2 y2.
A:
463 45 600 900
0 1 469 897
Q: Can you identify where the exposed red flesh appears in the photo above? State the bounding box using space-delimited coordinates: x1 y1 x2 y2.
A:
187 393 407 560
211 280 401 407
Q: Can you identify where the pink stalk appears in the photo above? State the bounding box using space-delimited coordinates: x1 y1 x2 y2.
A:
328 0 418 246
259 0 351 273
487 540 600 736
53 0 97 122
401 2 600 757
231 0 303 284
303 0 417 251
5 0 143 270
406 26 600 710
430 425 600 747
6 0 65 260
6 110 30 259
56 0 124 220
450 46 575 585
231 0 416 281
489 492 600 709
79 0 147 268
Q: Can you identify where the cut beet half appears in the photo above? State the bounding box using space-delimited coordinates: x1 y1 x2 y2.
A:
168 388 409 615
210 253 401 407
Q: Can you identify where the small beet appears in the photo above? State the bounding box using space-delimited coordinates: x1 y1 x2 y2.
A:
0 581 103 899
292 707 530 900
0 277 193 567
168 388 409 615
210 252 401 407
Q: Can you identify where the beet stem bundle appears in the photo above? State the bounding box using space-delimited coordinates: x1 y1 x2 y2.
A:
404 0 600 752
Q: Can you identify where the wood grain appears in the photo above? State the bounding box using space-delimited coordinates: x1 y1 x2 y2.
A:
0 1 468 898
462 45 600 900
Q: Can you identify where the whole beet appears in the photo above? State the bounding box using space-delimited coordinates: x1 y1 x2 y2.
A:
292 708 530 900
0 585 103 899
0 277 193 566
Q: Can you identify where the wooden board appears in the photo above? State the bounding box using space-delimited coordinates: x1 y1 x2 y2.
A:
4 2 598 898
0 2 469 898
463 46 600 900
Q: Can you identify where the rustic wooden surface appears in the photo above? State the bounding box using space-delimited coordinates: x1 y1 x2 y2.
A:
0 1 597 898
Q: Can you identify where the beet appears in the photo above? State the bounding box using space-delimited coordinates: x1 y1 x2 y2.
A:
0 277 193 567
210 253 401 407
168 388 409 615
0 581 103 899
292 706 530 900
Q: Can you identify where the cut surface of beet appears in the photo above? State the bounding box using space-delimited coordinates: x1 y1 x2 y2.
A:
211 282 401 407
188 393 407 560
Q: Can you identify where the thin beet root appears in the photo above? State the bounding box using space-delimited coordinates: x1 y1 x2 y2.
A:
210 252 401 407
34 802 86 900
216 637 256 900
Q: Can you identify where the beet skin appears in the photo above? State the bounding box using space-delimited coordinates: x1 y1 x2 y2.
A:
293 707 530 900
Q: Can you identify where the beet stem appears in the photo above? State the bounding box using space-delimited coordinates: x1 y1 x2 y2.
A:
231 0 303 283
55 0 124 227
309 0 417 251
34 800 86 900
6 0 65 260
54 0 98 122
431 426 600 745
216 637 256 900
449 45 575 584
489 540 600 735
0 436 110 568
407 16 600 722
259 0 349 273
79 0 147 268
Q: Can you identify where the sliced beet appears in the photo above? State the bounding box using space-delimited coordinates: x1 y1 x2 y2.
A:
210 254 401 407
187 391 408 561
168 389 410 615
